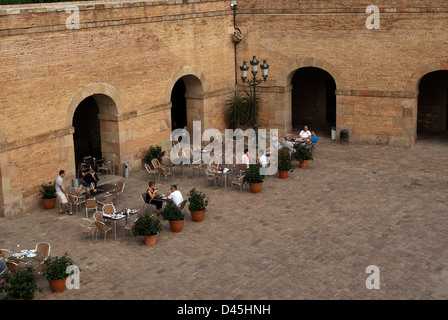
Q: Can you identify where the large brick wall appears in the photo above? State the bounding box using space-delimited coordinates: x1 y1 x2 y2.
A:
1 0 448 216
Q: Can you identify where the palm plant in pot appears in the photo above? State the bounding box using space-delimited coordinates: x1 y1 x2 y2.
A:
292 143 314 168
161 199 185 232
144 145 165 166
243 163 265 194
187 188 210 222
43 252 75 293
40 181 57 210
132 211 162 246
1 266 42 300
278 151 294 179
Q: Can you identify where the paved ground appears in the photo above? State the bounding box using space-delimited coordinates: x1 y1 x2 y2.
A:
2 132 448 301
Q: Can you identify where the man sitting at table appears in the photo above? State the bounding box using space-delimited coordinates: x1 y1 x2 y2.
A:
258 149 268 168
167 185 184 207
306 130 318 148
299 125 312 139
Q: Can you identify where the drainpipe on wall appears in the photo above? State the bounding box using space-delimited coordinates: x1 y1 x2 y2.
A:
231 1 242 94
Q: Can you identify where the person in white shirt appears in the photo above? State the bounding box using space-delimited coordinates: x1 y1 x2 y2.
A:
167 185 184 206
299 125 312 139
241 149 252 165
258 149 268 168
55 170 71 215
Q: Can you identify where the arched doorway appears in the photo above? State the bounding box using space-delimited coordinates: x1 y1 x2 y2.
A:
73 96 101 165
71 93 121 173
169 74 204 134
291 67 336 133
171 79 187 130
417 70 448 139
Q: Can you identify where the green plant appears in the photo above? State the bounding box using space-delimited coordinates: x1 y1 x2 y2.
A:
132 212 162 237
40 181 57 199
243 163 265 184
1 266 42 300
242 86 262 127
160 199 184 221
292 144 314 162
144 145 166 165
225 88 262 128
43 252 74 281
278 151 294 172
187 188 210 211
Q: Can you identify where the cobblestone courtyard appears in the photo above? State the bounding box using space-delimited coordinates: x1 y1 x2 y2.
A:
2 133 448 300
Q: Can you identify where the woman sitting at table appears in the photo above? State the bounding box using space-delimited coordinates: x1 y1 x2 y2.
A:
75 166 99 196
145 180 163 213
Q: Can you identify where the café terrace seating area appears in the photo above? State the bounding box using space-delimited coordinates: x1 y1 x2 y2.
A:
0 130 318 298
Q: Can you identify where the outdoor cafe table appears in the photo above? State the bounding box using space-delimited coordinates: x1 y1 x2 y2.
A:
8 249 43 267
102 209 139 240
97 183 117 193
215 168 232 191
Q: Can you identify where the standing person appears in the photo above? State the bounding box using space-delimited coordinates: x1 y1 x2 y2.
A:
55 170 71 215
145 181 163 213
299 125 312 139
167 184 184 207
178 123 188 143
75 166 99 196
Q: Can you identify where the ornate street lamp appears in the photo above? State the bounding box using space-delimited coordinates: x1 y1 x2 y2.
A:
240 56 269 148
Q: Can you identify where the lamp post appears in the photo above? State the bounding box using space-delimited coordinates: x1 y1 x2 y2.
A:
240 56 269 149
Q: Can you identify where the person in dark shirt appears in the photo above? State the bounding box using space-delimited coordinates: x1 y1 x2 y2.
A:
75 166 99 196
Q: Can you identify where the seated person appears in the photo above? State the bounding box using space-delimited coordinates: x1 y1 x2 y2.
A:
258 149 268 168
145 180 163 213
167 185 184 207
241 149 252 165
299 125 312 140
270 131 282 150
306 130 318 148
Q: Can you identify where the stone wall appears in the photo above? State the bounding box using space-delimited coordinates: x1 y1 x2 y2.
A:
2 0 448 216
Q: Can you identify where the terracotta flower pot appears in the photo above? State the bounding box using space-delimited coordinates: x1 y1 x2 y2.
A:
144 234 158 246
49 277 67 293
190 210 205 222
169 219 185 232
249 182 263 194
42 198 57 210
279 171 288 179
299 160 308 168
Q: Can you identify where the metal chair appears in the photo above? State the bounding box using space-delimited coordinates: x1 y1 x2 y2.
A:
95 221 113 243
110 182 125 203
98 160 112 175
178 199 187 213
69 194 86 214
158 167 172 183
205 169 219 188
96 193 114 211
85 198 97 219
79 218 97 241
144 163 159 182
32 242 51 274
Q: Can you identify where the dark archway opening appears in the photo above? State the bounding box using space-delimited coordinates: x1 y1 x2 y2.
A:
171 79 187 130
291 67 336 135
417 70 448 141
72 96 102 165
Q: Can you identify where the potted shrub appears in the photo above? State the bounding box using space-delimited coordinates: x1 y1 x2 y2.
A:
161 199 185 232
187 188 210 222
278 151 294 179
132 212 162 246
40 181 57 210
43 252 75 293
243 163 265 194
144 145 165 166
293 143 314 168
1 266 42 300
